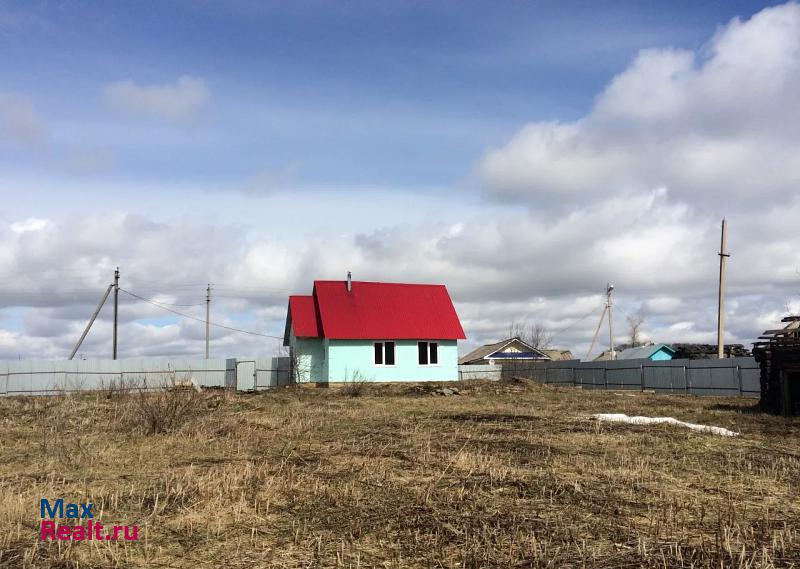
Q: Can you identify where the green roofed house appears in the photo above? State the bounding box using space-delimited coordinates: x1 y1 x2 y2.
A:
616 343 676 361
283 274 466 383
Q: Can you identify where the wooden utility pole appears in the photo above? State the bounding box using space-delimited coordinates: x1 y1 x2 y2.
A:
69 284 114 360
112 266 120 360
607 283 616 360
717 219 730 359
205 284 211 359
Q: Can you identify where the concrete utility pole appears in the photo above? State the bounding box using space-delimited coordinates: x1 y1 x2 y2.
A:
69 284 114 360
586 304 608 360
607 283 616 360
112 266 120 360
717 219 730 359
205 284 211 359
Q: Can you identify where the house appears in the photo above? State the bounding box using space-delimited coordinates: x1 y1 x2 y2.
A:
616 343 676 361
541 349 575 361
592 342 635 361
283 275 466 383
459 337 551 365
592 350 614 361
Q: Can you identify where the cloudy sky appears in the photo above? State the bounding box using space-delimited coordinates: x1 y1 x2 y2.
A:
1 0 799 360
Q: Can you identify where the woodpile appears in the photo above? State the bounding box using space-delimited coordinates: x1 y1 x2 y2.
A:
753 316 800 416
671 343 751 359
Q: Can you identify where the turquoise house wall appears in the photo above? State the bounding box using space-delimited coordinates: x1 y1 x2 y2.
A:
322 339 330 379
325 340 459 382
289 329 326 382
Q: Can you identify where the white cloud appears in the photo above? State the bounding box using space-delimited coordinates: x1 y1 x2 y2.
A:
10 218 50 233
104 76 210 127
0 213 289 359
479 2 800 207
0 192 797 360
0 91 45 143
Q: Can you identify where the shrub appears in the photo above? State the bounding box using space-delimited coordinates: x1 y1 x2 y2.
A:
340 370 369 398
123 376 203 435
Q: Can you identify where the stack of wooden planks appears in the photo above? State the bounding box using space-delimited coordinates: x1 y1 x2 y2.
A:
753 316 800 415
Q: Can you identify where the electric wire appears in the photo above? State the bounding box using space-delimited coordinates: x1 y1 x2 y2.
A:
118 288 284 339
113 290 206 307
549 302 606 342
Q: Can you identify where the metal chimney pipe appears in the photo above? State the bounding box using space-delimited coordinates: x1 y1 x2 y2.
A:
346 271 352 292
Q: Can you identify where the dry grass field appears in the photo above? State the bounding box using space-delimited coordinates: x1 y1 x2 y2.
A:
1 379 799 568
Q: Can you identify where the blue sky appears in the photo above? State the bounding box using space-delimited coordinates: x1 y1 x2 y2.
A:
1 0 779 189
1 0 798 359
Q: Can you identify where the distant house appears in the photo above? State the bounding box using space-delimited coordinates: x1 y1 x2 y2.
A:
616 343 676 361
284 275 466 383
592 342 634 361
541 349 575 361
592 350 614 361
459 337 551 365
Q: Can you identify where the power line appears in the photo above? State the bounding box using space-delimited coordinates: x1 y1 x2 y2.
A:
132 282 295 293
549 303 606 341
113 290 206 307
119 288 284 339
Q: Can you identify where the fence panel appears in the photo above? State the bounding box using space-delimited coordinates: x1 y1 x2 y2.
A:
573 366 599 389
739 359 761 396
687 359 740 396
507 357 759 398
6 360 63 395
458 364 502 381
255 356 292 389
644 362 688 394
2 357 250 396
606 362 643 390
547 365 575 386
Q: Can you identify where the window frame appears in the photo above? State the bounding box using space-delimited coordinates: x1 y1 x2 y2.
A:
373 341 396 367
417 341 440 367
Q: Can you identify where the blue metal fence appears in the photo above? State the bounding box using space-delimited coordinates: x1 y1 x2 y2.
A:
503 357 760 397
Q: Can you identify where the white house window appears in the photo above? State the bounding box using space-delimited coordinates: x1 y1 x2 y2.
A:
418 341 438 365
374 341 395 366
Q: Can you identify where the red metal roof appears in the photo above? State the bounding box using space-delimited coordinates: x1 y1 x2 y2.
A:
287 295 322 338
311 280 466 340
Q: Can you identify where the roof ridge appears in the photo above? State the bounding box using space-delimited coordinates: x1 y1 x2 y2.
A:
313 280 445 287
303 280 464 340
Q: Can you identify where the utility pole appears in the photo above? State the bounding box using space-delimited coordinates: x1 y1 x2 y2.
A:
205 284 211 359
69 284 114 360
717 219 730 359
112 266 120 360
607 283 616 360
586 304 608 360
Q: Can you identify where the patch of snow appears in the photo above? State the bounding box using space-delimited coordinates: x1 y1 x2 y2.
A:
592 413 739 437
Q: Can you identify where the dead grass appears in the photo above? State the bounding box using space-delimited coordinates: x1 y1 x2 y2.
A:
1 381 799 568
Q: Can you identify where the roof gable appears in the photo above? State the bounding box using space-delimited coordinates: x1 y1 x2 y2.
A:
459 337 549 364
617 343 676 360
487 338 548 358
285 295 322 342
312 280 465 340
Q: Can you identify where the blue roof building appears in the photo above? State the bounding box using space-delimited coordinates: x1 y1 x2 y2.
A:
616 343 676 361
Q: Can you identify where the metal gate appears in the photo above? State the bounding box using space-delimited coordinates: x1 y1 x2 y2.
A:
235 360 257 391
